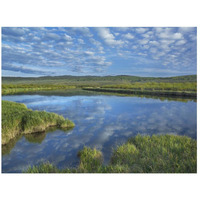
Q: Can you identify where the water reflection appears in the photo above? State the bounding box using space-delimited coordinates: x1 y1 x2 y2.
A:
2 94 197 172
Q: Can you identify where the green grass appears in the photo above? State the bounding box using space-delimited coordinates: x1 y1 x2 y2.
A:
2 84 76 95
26 135 197 173
83 81 197 97
112 135 197 173
2 75 197 85
2 75 197 96
1 100 75 145
101 82 197 91
83 87 196 97
26 162 60 173
77 147 103 172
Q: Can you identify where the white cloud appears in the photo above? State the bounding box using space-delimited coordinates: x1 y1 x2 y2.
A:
158 29 183 40
189 34 196 41
2 44 12 49
142 31 153 38
172 33 183 40
175 40 186 46
84 51 94 56
77 39 85 44
123 33 134 39
70 27 93 37
179 27 195 33
160 39 175 45
135 28 148 33
96 28 124 46
158 32 170 39
114 32 120 36
149 41 159 46
154 27 164 33
89 38 101 46
64 34 73 41
45 32 60 40
139 39 149 45
33 36 40 41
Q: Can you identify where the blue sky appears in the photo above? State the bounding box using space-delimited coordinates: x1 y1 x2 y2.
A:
2 27 197 77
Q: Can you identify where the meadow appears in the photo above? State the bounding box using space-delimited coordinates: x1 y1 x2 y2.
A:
2 75 197 97
26 134 197 173
2 84 75 95
1 100 75 145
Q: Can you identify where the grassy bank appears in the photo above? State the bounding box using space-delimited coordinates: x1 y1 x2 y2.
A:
2 84 76 95
101 82 197 91
1 100 75 145
26 135 197 173
83 87 197 97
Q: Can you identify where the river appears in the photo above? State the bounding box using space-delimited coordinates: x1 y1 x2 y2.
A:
2 93 197 172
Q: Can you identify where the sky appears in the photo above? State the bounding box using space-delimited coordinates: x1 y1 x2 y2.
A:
1 27 197 77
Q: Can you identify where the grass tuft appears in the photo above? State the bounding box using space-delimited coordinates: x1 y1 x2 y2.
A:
77 147 103 173
2 100 75 145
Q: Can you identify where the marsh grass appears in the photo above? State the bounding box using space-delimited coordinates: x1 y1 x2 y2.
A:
2 84 76 95
2 100 75 145
2 75 196 96
77 147 103 172
101 82 197 91
117 134 197 173
26 135 197 173
26 162 59 173
83 87 196 98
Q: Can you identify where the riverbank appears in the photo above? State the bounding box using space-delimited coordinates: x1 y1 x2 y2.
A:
2 84 76 95
26 134 197 173
2 100 75 145
2 83 196 98
83 87 197 98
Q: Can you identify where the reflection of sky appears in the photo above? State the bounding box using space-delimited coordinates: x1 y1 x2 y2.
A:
2 95 197 172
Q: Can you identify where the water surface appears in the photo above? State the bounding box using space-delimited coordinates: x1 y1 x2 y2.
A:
2 94 197 172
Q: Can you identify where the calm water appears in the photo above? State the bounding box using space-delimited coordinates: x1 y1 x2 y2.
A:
2 94 197 173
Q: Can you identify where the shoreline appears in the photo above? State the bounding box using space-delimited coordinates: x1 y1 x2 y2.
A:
83 88 197 98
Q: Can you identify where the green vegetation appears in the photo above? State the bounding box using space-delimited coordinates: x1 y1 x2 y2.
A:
77 147 103 172
2 75 197 86
2 75 197 97
83 87 196 97
26 162 60 173
2 84 75 95
83 79 197 97
1 100 75 145
101 82 197 91
26 135 197 173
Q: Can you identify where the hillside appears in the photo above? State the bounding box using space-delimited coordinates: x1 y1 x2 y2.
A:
2 75 197 86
